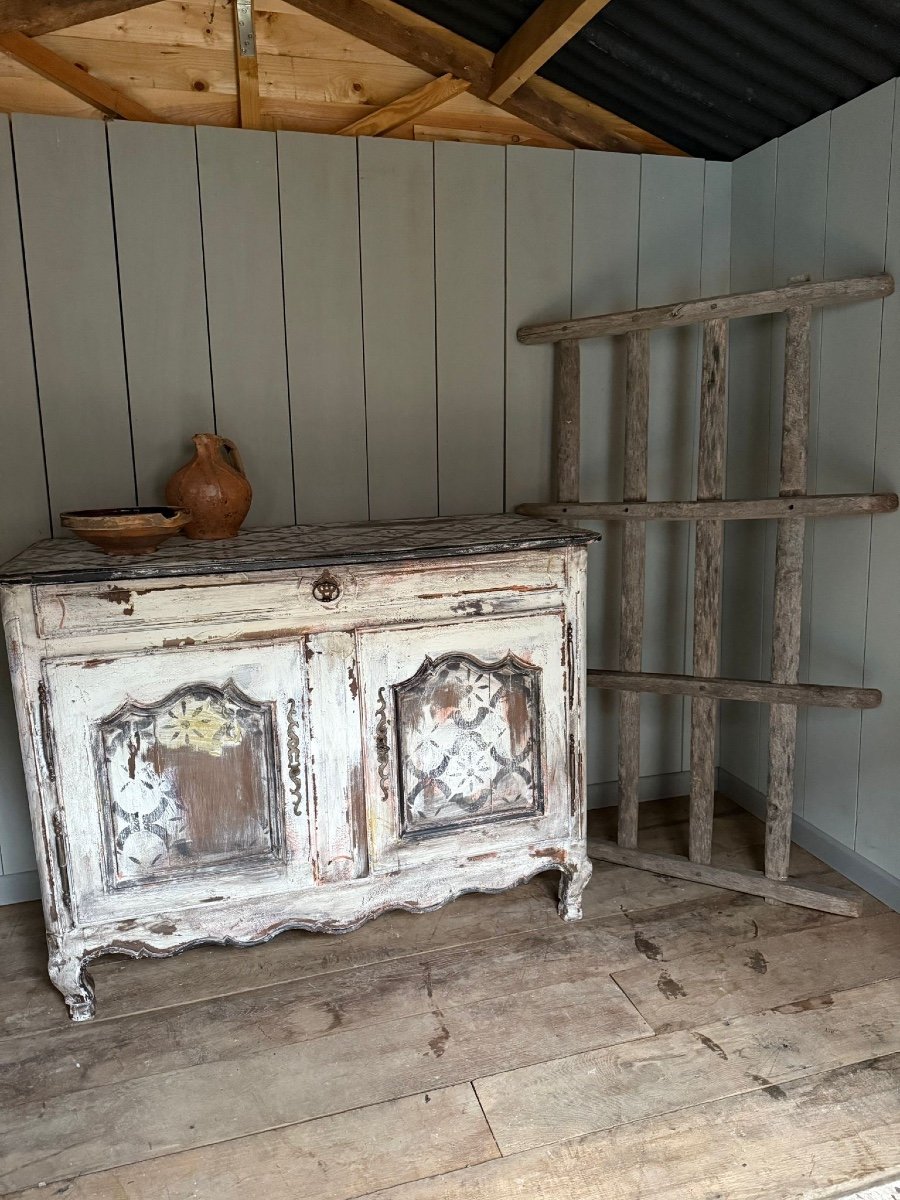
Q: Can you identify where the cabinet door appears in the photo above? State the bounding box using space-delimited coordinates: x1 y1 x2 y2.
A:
44 643 310 922
357 613 572 871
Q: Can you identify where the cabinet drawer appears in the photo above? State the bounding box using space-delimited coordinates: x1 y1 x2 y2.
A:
33 551 567 641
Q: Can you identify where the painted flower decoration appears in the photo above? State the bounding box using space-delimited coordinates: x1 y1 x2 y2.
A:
156 697 243 756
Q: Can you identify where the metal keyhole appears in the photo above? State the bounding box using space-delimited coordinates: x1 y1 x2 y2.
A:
312 570 342 604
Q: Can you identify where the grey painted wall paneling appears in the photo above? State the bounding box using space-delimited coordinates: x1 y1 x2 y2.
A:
758 113 830 807
858 80 900 879
196 125 294 528
277 131 368 525
12 114 134 529
504 145 574 510
0 117 49 876
433 140 506 517
571 149 640 786
358 137 437 521
719 140 777 786
107 121 214 506
637 153 705 778
804 82 894 846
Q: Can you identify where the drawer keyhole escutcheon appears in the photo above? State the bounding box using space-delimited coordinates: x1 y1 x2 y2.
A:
311 570 342 604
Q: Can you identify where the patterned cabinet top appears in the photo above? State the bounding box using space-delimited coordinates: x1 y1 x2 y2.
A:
0 514 597 585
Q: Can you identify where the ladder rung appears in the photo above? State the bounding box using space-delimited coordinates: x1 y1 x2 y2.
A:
588 670 881 710
587 839 863 917
517 493 898 522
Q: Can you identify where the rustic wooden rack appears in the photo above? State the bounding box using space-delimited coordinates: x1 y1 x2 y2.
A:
517 274 898 918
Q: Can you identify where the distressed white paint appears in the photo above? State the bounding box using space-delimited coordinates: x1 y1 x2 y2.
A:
0 539 590 1020
0 120 730 897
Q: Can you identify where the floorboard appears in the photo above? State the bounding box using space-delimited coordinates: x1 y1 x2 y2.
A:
0 796 897 1199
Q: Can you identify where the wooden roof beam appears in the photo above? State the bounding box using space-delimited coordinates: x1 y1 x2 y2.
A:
233 0 262 130
338 72 471 137
0 30 164 121
0 0 156 36
282 0 684 155
489 0 614 104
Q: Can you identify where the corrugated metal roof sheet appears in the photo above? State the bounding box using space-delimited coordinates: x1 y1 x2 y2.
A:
393 0 900 158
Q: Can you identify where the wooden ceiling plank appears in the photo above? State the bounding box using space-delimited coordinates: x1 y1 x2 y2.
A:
233 0 262 129
489 0 613 104
0 1 157 37
0 29 164 119
338 71 470 137
282 0 684 154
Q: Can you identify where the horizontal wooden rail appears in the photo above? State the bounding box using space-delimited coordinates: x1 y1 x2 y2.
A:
587 840 863 916
587 669 881 709
517 273 893 344
516 493 899 522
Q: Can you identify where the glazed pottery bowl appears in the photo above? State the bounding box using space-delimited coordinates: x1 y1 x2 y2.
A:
60 507 191 555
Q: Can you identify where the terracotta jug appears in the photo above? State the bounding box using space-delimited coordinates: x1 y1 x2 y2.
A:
165 434 252 540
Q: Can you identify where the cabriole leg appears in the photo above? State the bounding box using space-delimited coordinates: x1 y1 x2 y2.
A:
48 944 96 1022
558 853 593 922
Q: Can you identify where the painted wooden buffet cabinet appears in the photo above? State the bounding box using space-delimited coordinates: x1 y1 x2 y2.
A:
0 516 596 1021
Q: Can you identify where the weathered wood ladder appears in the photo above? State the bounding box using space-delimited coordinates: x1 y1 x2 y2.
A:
517 274 898 918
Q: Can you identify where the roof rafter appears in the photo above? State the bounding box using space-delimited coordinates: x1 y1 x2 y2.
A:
0 29 164 120
283 0 684 154
338 72 471 137
233 0 262 130
489 0 614 104
0 0 156 36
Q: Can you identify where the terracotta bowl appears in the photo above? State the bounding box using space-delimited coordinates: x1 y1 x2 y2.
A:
60 507 192 555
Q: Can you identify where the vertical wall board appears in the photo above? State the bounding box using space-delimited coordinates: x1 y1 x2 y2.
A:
107 121 214 507
196 125 294 529
637 153 704 777
505 144 575 511
358 137 438 520
700 162 732 298
434 140 506 517
858 80 900 879
759 113 831 804
278 131 368 525
572 149 640 785
0 117 48 877
804 82 893 847
719 140 777 787
12 114 134 528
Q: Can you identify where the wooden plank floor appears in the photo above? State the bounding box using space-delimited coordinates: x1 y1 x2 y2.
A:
0 796 898 1199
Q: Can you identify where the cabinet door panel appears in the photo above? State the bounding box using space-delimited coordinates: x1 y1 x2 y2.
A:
357 613 571 871
45 643 311 921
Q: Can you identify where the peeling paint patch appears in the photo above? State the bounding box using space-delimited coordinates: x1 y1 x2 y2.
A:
100 586 134 615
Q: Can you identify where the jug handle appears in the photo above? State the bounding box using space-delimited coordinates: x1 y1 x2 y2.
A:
221 438 247 479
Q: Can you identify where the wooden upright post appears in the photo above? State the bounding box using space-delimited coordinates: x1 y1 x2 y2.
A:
689 318 727 863
553 340 581 502
617 329 650 848
766 305 811 880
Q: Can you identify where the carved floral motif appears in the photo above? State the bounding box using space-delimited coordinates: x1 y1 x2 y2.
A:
395 653 543 836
